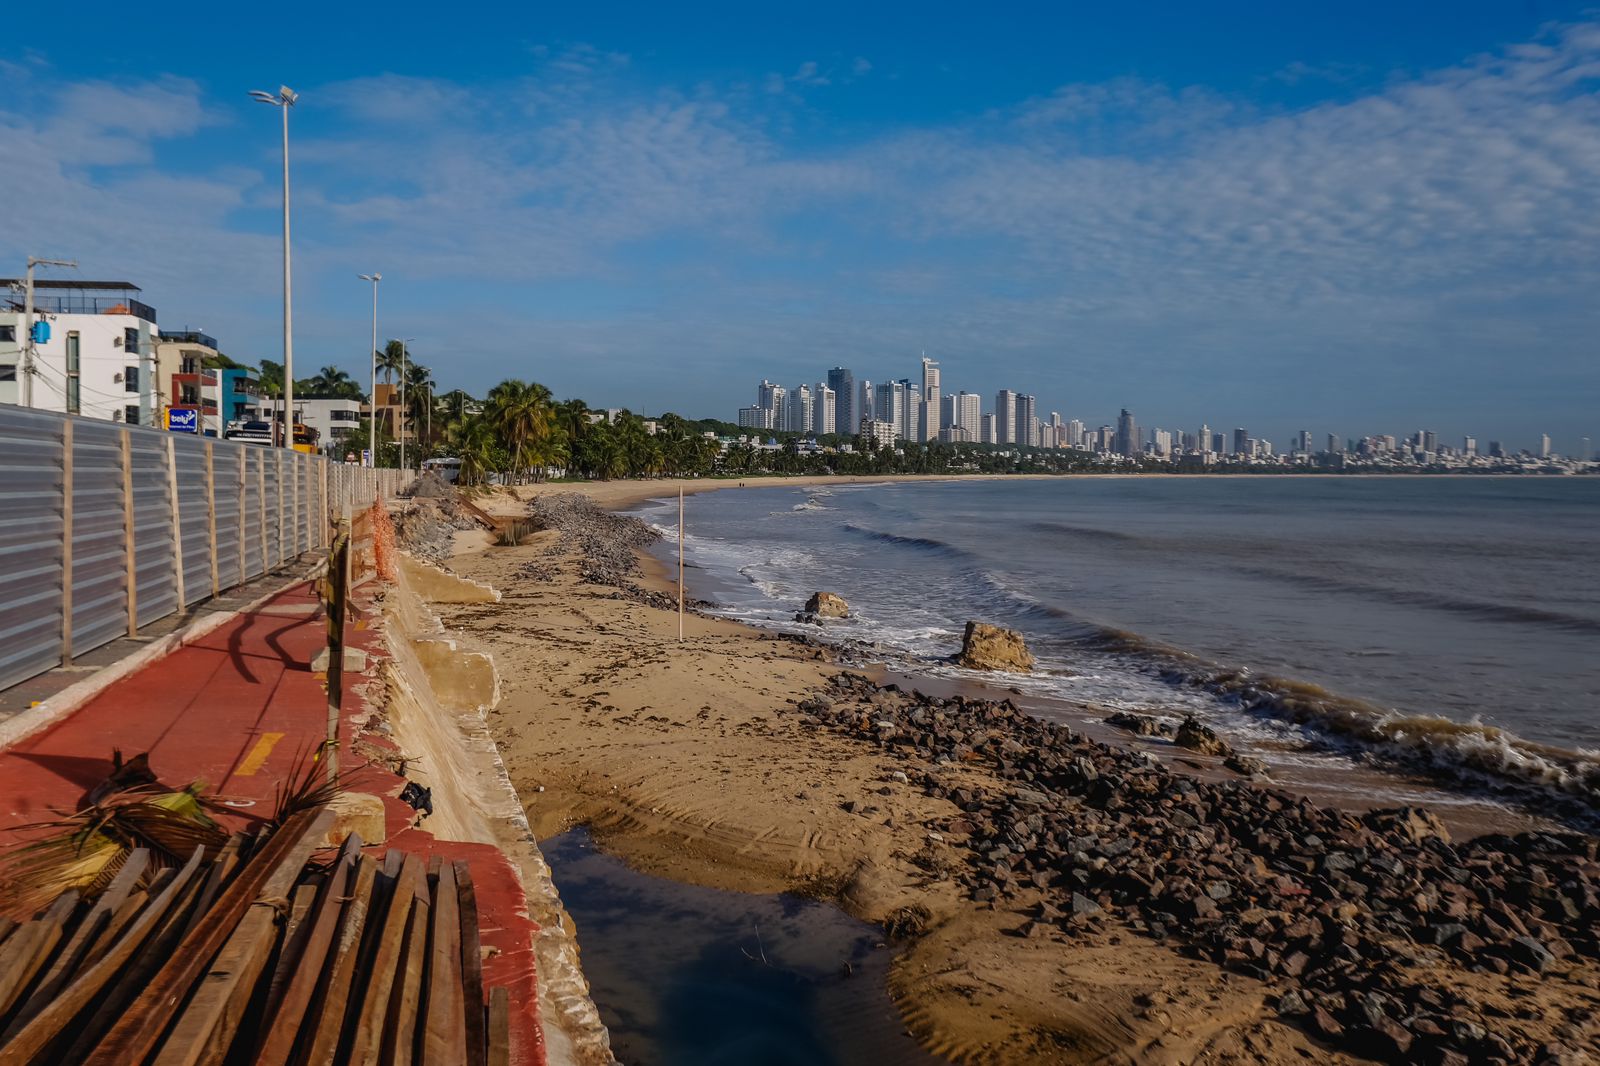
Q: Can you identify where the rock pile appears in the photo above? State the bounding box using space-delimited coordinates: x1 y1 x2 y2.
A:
527 493 661 587
956 622 1035 672
393 499 478 563
793 672 1600 1064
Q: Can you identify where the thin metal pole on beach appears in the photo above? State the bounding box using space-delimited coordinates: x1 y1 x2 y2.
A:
684 480 691 640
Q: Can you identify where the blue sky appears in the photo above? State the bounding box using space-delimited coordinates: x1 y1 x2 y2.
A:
3 1 1597 449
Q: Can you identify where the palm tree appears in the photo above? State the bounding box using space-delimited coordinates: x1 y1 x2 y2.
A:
452 416 498 487
405 363 435 452
306 365 357 397
485 379 556 483
376 340 405 385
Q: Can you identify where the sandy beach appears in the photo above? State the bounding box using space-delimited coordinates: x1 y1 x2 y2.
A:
423 476 1600 1065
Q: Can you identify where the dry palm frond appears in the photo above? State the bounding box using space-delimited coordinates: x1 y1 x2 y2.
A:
271 746 341 828
0 784 228 918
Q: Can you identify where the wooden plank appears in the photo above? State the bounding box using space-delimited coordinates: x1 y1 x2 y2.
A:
82 807 332 1066
121 429 137 636
60 418 74 665
421 861 467 1065
3 848 206 1065
166 434 186 613
255 839 363 1066
176 833 247 945
0 890 78 1020
379 858 432 1066
80 885 150 972
151 816 336 1066
2 851 150 1039
455 860 487 1066
487 987 511 1066
299 853 379 1065
204 440 219 598
347 853 424 1066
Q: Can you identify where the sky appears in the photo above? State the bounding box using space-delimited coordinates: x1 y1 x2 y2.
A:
2 1 1598 450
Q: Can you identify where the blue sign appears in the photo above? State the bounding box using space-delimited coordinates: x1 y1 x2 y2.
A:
30 321 49 344
168 408 199 433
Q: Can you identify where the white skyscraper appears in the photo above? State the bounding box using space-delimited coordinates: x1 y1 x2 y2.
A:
813 383 836 436
1068 419 1086 450
919 356 941 441
1015 395 1037 447
955 392 981 438
857 379 874 424
901 383 920 441
785 384 813 434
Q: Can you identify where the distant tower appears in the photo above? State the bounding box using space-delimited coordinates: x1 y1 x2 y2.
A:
1115 409 1139 457
994 390 1018 444
919 355 941 441
827 367 854 436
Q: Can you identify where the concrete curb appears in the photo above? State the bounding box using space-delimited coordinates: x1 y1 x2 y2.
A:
0 576 313 755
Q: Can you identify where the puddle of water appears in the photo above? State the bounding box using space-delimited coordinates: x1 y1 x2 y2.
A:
494 517 537 545
542 828 946 1066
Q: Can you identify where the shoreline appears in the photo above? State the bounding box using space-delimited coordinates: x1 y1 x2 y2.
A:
432 485 1600 1064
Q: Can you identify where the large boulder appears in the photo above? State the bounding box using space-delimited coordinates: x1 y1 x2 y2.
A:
794 591 849 624
957 622 1034 672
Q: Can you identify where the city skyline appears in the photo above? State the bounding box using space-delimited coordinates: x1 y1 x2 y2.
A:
2 5 1597 446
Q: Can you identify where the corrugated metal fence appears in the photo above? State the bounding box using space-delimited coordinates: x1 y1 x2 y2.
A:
0 406 408 692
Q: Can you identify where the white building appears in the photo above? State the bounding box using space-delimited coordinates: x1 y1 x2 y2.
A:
784 384 813 434
738 405 774 430
860 418 895 449
994 389 1018 444
262 396 364 456
813 383 836 436
919 356 941 441
1 279 157 425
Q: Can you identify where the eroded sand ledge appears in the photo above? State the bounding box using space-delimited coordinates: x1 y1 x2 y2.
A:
431 481 1600 1065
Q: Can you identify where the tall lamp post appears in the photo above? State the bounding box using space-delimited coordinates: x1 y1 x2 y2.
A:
250 85 298 447
358 273 380 465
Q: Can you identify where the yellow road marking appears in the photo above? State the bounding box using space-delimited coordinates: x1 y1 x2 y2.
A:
237 732 285 776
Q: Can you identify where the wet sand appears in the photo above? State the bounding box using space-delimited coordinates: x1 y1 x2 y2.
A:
437 478 1597 1064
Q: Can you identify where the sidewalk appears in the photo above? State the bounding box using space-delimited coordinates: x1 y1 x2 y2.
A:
0 577 544 1066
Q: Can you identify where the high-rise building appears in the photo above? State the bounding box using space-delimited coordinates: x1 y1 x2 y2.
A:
1115 409 1139 457
994 390 1018 444
1198 424 1211 454
857 379 874 424
1068 419 1086 450
737 405 773 430
1048 412 1065 450
785 384 812 434
919 356 941 441
1016 395 1037 447
827 367 854 436
1212 432 1225 454
875 382 901 440
1151 429 1173 456
1489 440 1505 458
860 418 895 449
1295 430 1313 454
980 413 997 444
1327 433 1342 455
813 383 835 436
898 381 919 441
1232 427 1249 455
1539 434 1552 458
1462 436 1477 457
1581 437 1592 461
757 380 784 428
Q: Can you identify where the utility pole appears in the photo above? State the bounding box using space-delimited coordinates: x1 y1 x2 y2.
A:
250 86 297 449
359 273 380 466
20 256 77 408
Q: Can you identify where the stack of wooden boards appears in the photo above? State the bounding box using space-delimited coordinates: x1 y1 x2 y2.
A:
0 806 510 1065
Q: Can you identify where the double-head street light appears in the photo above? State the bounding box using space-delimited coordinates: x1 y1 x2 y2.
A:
250 85 298 447
359 273 381 466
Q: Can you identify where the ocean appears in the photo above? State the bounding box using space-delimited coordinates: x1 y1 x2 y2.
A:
637 476 1600 818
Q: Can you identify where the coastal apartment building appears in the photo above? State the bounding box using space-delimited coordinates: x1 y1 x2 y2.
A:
0 278 158 425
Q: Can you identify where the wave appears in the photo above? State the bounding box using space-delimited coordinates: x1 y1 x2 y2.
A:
1071 624 1600 810
1227 564 1600 635
840 523 973 560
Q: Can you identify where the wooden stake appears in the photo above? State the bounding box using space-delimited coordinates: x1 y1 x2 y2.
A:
678 485 685 642
166 434 185 614
60 419 74 665
121 430 137 636
204 440 219 598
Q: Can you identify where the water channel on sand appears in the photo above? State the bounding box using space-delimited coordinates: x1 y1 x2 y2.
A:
542 828 946 1065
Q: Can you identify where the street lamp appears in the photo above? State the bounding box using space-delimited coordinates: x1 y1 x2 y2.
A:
358 273 380 466
250 85 298 447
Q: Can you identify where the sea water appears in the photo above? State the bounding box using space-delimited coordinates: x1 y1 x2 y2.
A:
638 477 1600 814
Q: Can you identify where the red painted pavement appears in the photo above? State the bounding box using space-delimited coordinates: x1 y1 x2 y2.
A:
0 580 546 1066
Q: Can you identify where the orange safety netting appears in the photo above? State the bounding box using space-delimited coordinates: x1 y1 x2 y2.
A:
370 501 399 582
